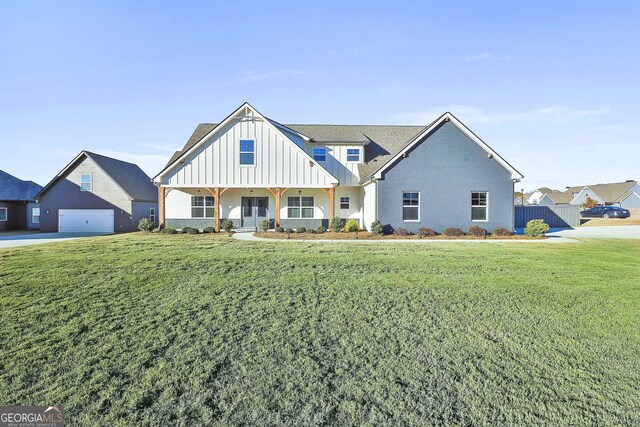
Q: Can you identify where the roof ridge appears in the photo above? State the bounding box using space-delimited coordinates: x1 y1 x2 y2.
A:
285 123 426 127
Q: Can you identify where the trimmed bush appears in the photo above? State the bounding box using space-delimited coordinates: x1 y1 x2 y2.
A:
370 220 384 236
260 220 270 232
345 219 359 232
284 228 294 234
443 228 465 237
275 226 284 233
417 227 438 238
393 227 413 236
221 219 234 233
316 225 326 233
329 217 345 232
524 219 549 237
467 226 487 237
492 227 512 237
296 227 307 233
161 227 177 235
182 227 199 235
203 226 215 234
307 229 317 234
138 218 156 232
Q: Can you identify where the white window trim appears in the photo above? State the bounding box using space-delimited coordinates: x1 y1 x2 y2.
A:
402 191 420 222
150 208 156 223
312 147 327 163
239 139 256 167
32 207 40 224
80 173 92 192
340 196 350 210
0 207 7 222
286 195 315 219
471 191 489 222
191 196 215 218
346 148 361 163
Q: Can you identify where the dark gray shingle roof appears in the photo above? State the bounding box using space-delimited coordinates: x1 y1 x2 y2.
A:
165 122 427 182
84 152 158 202
0 170 42 201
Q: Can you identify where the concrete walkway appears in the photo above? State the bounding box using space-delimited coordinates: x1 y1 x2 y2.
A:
0 232 110 249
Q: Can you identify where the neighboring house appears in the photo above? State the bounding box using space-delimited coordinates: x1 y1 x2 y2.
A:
35 151 158 233
537 180 640 209
0 170 42 231
526 187 554 205
153 103 523 232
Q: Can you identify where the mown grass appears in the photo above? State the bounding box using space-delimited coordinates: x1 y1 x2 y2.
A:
0 234 639 426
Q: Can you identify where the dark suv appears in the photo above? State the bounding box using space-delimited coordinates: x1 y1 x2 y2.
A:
580 206 631 218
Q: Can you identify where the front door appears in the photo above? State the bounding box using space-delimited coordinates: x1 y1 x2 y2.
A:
241 197 269 228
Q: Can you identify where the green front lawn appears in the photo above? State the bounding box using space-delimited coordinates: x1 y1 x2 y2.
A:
1 234 639 425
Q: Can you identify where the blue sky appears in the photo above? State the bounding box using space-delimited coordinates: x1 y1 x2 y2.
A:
1 1 638 191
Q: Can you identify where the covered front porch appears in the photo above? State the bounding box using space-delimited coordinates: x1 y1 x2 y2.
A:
159 186 361 231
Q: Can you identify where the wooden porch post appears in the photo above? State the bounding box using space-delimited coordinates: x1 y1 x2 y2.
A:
329 187 335 221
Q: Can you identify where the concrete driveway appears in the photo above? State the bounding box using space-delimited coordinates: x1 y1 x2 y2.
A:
0 232 110 249
515 225 640 240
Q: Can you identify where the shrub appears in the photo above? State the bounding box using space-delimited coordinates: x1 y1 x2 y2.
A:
260 220 270 232
345 219 359 232
316 225 326 233
467 226 487 237
182 227 199 235
221 219 234 233
417 227 438 238
284 228 294 234
443 228 465 237
393 227 413 236
524 219 549 237
161 227 177 235
275 226 284 233
370 220 384 236
203 226 215 233
581 196 598 209
307 229 317 234
296 227 307 233
492 227 512 237
329 217 345 232
138 218 156 232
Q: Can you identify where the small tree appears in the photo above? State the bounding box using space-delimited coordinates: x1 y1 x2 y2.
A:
370 220 384 236
524 219 549 237
138 218 156 232
221 219 234 233
260 219 270 232
581 197 598 209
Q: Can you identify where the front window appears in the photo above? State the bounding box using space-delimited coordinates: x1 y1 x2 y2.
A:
346 148 360 162
239 139 255 165
402 192 419 221
80 174 92 191
471 192 488 221
191 196 215 218
32 207 40 224
312 147 326 162
340 197 350 210
288 196 314 218
150 208 155 223
0 207 7 221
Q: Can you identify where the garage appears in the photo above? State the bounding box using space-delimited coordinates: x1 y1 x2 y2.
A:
58 209 114 233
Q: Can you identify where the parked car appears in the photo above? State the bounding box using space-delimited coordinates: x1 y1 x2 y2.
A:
580 206 631 219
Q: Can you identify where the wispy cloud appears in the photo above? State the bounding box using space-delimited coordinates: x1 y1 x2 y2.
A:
240 69 304 82
391 105 610 125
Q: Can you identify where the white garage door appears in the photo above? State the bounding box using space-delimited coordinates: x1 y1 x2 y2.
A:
58 209 115 233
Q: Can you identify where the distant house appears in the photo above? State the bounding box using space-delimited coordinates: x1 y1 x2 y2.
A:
153 102 523 233
0 170 42 231
536 180 640 209
526 187 555 205
35 151 158 233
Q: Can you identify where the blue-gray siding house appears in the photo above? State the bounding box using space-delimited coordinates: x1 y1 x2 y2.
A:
0 170 42 232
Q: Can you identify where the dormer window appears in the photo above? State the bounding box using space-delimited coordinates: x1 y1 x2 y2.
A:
80 174 92 191
346 148 360 162
312 147 326 162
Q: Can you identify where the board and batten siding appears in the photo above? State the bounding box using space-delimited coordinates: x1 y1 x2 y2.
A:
362 181 377 231
163 112 334 188
308 145 362 186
